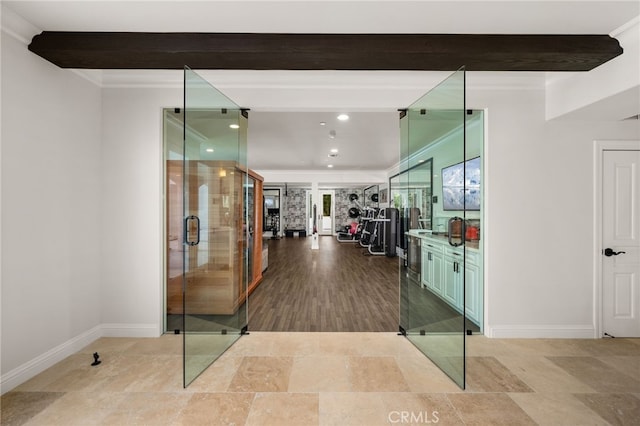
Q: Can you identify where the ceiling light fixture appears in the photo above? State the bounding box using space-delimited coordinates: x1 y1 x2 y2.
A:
229 124 240 129
330 148 338 153
328 164 334 168
320 121 326 126
206 148 214 152
337 114 349 121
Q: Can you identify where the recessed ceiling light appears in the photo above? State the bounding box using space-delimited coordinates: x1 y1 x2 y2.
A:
337 114 349 121
330 148 338 153
418 159 425 163
229 124 240 129
320 121 326 126
327 164 334 168
206 148 214 152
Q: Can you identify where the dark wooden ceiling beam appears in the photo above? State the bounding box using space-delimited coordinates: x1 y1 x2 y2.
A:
28 32 622 71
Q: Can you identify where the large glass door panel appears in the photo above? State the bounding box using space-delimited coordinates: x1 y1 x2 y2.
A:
399 68 466 388
183 67 248 387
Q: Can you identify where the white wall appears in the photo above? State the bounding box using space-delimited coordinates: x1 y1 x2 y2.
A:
100 88 180 334
99 82 639 341
468 86 640 337
1 30 102 388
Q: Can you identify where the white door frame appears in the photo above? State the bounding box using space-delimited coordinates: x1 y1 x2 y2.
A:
318 189 336 235
593 139 640 338
305 190 313 234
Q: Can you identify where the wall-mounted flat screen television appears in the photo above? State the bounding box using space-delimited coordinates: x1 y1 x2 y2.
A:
441 157 481 211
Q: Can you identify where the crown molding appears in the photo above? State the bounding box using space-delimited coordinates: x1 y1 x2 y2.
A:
610 14 640 38
0 4 40 45
89 69 546 92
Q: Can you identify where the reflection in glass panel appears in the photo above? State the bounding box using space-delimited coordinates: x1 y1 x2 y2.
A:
363 185 379 209
246 177 255 285
399 68 466 389
183 67 248 387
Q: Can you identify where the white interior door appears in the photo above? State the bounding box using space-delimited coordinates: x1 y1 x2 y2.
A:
602 149 640 337
319 190 335 235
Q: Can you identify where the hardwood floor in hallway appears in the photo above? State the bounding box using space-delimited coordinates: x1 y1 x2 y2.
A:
249 236 400 332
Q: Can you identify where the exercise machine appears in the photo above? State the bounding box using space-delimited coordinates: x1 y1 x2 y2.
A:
336 193 366 242
365 208 387 255
362 207 399 257
358 207 378 248
336 192 398 257
336 220 360 242
267 208 280 239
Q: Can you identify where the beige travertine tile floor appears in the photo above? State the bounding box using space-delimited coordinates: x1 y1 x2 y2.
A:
2 333 639 425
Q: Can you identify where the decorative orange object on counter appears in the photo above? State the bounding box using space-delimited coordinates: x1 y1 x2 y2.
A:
466 226 479 241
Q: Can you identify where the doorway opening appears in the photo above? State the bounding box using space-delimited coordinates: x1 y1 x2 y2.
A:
163 68 485 390
163 108 486 336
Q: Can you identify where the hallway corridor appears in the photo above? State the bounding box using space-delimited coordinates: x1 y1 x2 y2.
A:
249 236 399 332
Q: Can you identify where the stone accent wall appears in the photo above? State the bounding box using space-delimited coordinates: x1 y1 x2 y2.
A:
283 187 308 230
333 187 365 231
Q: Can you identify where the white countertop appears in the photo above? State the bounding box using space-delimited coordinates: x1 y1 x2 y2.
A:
407 229 480 251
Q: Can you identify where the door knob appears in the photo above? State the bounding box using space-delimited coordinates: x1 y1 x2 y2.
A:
604 248 626 257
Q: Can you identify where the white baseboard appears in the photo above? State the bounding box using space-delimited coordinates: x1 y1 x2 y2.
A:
1 323 160 395
487 324 596 338
0 324 102 395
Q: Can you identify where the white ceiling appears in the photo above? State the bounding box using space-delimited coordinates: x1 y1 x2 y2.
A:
5 1 638 34
4 1 639 173
249 111 400 171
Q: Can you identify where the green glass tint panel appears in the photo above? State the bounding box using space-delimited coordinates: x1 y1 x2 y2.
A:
183 67 248 387
399 68 466 389
323 194 331 216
